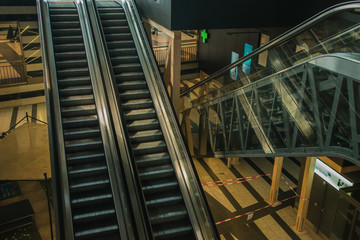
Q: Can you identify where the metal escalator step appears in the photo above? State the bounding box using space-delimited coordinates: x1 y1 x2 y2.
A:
138 164 174 180
127 118 160 132
59 86 93 96
99 12 126 20
72 205 116 224
133 140 167 155
68 163 107 178
51 21 80 29
152 220 194 240
58 76 91 87
135 153 170 167
129 129 162 143
60 96 94 107
101 19 127 27
141 178 178 194
146 191 183 209
71 189 113 208
69 175 110 193
125 108 156 121
148 204 188 225
66 140 103 153
56 59 88 69
109 48 137 57
54 43 85 52
57 68 89 78
49 8 77 15
55 51 86 60
105 33 132 41
118 80 147 90
119 89 150 100
64 128 100 140
50 14 79 21
122 98 153 110
63 118 98 129
112 63 142 73
61 106 97 118
115 71 144 81
51 28 82 37
67 152 105 165
52 35 83 44
74 222 119 240
102 26 130 34
109 55 138 64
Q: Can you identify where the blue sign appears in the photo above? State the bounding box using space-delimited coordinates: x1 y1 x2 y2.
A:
242 43 253 75
230 51 239 81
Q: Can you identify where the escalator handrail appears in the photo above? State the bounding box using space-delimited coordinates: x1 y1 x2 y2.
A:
37 0 74 239
119 0 219 239
181 1 360 97
84 0 151 238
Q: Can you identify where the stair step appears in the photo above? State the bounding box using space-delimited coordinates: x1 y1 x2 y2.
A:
52 28 81 37
99 12 126 20
115 71 144 81
66 140 103 153
63 118 98 129
122 98 153 110
129 129 162 143
74 222 119 240
146 192 183 209
58 76 91 87
55 51 86 60
125 108 156 121
54 43 85 52
102 26 130 34
149 205 188 225
109 48 137 57
59 86 93 96
68 163 108 178
112 63 142 73
141 178 178 194
61 106 97 118
127 119 160 132
49 8 77 15
119 89 150 100
133 140 167 155
51 21 80 29
64 128 100 140
105 33 132 41
50 14 79 21
138 164 174 180
118 80 147 90
71 189 113 208
53 35 83 44
109 55 138 64
60 96 94 107
98 8 124 14
56 59 88 69
57 67 89 78
101 19 127 27
135 152 170 167
67 152 105 165
152 220 194 240
72 206 116 224
69 175 110 193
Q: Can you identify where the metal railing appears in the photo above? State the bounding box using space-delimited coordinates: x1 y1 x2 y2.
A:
0 62 27 86
153 41 198 65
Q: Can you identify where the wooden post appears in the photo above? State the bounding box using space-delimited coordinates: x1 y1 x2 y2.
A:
269 157 284 204
185 111 194 156
170 31 181 117
295 156 316 232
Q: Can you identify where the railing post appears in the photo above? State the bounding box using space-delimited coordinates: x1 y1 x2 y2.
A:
26 112 29 123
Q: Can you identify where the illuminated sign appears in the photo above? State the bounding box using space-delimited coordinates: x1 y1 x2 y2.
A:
201 29 208 43
242 43 253 74
315 158 353 190
230 51 239 81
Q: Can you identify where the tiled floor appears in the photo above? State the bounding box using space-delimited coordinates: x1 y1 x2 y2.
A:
195 157 326 240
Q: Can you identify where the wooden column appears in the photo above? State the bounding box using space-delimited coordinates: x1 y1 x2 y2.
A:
269 157 284 204
295 156 316 232
184 111 194 155
170 30 181 116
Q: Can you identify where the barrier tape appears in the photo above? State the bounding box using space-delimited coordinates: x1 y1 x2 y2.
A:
216 195 297 225
202 174 272 187
280 175 309 201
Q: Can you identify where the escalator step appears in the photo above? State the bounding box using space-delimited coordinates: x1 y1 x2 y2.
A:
145 192 183 209
69 175 110 193
67 152 105 165
63 118 98 129
98 7 124 14
133 140 167 155
115 71 144 81
105 33 132 41
112 63 142 73
65 140 103 153
141 178 178 194
152 220 194 240
101 19 127 27
135 152 170 168
72 206 116 224
52 36 84 44
50 14 79 21
109 48 137 57
59 86 93 96
57 68 90 78
119 89 150 100
129 129 162 143
126 118 160 132
58 76 91 87
138 164 174 180
51 21 80 29
102 26 130 34
118 80 147 91
52 28 82 37
54 43 85 52
125 108 156 121
49 8 77 15
56 59 88 69
68 163 107 178
109 54 138 64
122 98 153 110
55 51 86 60
64 128 100 140
74 221 119 240
60 96 94 107
99 12 126 20
71 189 113 208
61 106 97 118
148 204 188 225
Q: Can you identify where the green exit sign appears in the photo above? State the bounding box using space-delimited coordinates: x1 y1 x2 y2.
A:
201 29 208 43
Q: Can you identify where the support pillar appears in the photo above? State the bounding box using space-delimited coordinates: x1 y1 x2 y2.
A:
269 157 284 204
184 111 194 156
170 30 181 116
295 156 316 232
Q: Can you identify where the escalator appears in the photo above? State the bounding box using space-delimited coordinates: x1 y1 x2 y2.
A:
38 1 129 239
94 1 196 239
